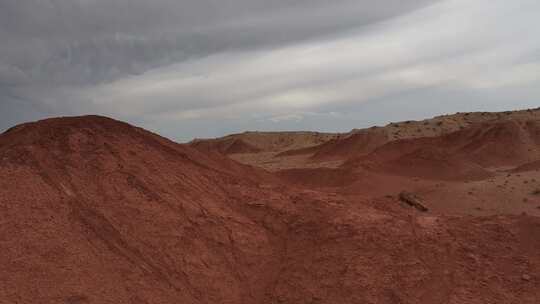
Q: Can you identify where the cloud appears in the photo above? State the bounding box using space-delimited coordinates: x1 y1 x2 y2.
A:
0 0 435 86
268 114 305 123
1 0 540 141
0 63 28 86
63 0 539 115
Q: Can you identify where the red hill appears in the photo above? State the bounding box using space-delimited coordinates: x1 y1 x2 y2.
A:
310 128 390 161
1 116 539 303
343 120 540 180
191 137 262 155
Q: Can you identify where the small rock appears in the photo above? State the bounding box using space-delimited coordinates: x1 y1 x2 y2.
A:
399 191 429 212
522 274 531 281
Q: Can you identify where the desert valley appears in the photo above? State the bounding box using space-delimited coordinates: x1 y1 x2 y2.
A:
1 108 540 303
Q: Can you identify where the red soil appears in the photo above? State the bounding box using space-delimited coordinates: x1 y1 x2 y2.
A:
1 115 540 303
341 120 540 180
449 120 540 167
310 128 390 161
512 160 540 173
191 138 262 155
277 167 358 188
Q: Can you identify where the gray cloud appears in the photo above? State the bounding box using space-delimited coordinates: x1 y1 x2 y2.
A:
0 63 28 86
1 0 539 141
0 0 436 86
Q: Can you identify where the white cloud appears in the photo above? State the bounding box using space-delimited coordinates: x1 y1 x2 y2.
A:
63 0 537 122
4 0 540 139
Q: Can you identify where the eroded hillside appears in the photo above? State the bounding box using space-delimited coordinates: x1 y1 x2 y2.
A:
1 115 540 303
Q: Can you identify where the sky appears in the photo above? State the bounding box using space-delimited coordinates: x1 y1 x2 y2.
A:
1 0 539 141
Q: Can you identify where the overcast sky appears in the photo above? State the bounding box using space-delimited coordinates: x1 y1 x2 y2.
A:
1 0 539 141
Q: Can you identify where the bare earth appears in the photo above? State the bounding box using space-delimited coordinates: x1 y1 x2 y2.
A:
1 109 540 303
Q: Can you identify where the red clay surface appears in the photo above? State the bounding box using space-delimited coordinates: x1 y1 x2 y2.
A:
2 113 540 303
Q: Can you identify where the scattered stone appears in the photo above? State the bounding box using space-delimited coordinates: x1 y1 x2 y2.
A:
399 191 429 212
522 274 531 281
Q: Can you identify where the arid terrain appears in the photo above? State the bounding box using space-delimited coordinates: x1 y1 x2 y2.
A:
2 109 540 303
194 108 540 217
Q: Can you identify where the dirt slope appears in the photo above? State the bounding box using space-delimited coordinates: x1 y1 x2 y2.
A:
191 131 339 154
0 116 283 303
190 138 262 155
344 120 540 177
196 108 540 172
310 127 391 161
214 108 540 217
1 115 540 303
513 160 540 173
307 108 540 163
